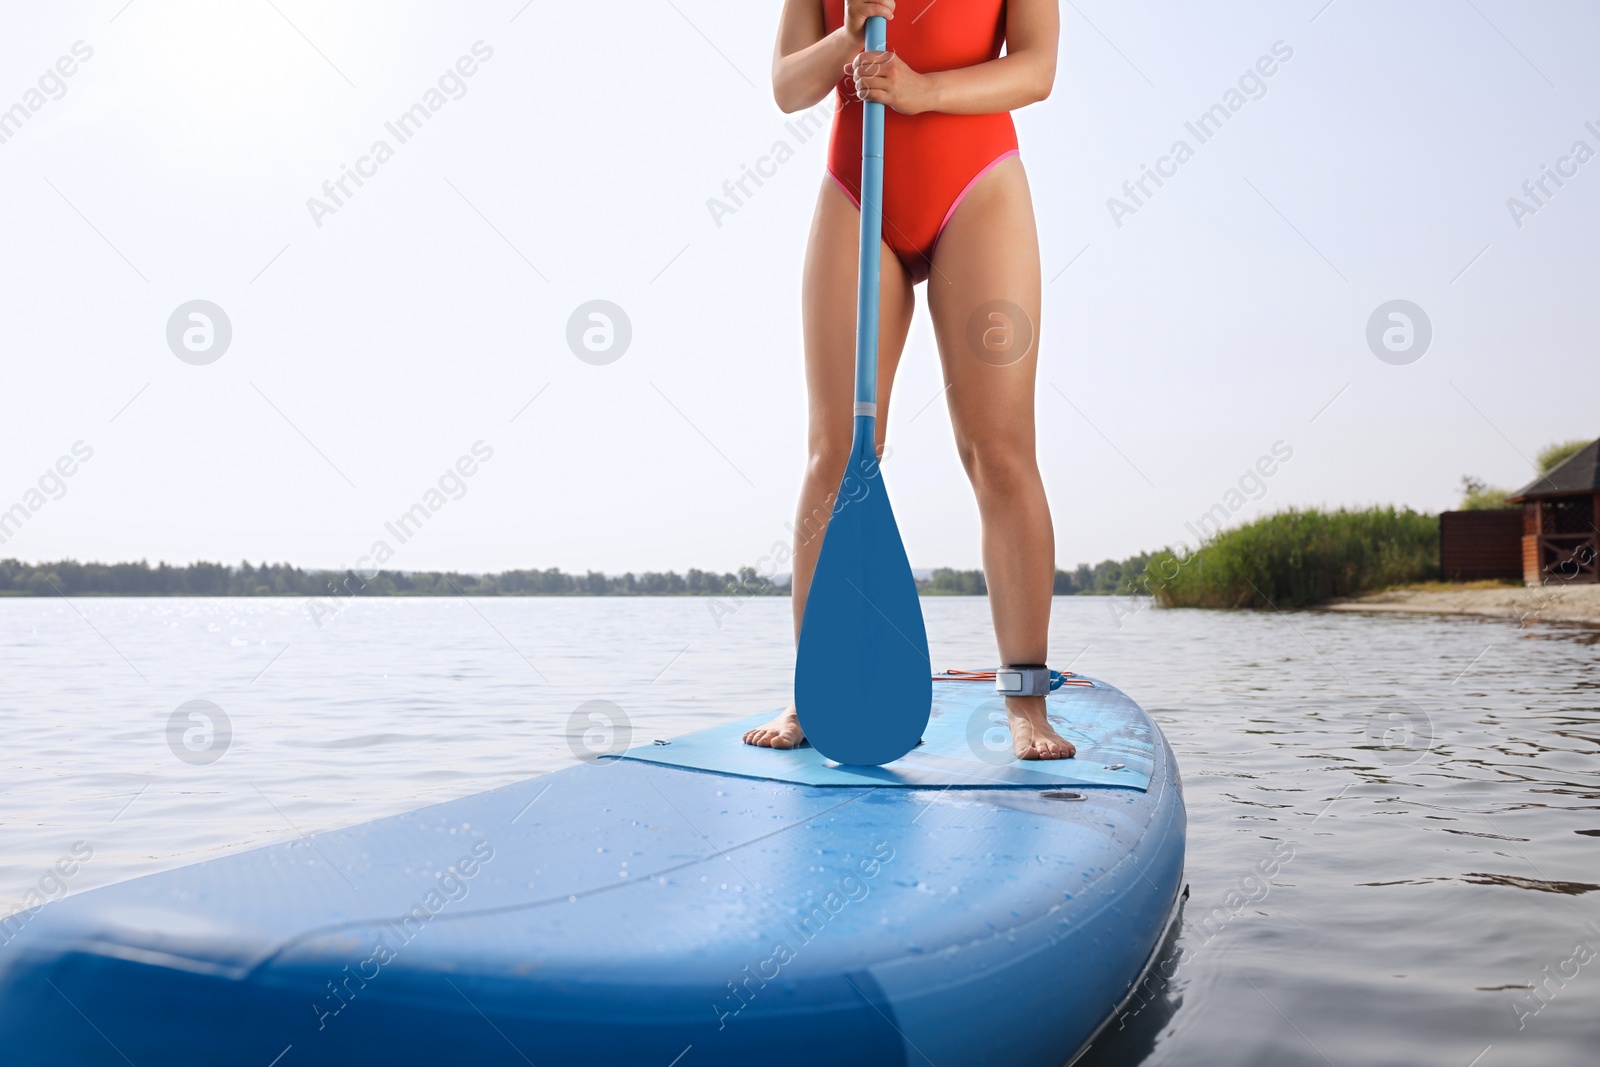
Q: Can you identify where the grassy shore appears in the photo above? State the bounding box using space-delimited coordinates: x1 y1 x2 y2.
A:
1368 579 1520 594
1144 507 1439 609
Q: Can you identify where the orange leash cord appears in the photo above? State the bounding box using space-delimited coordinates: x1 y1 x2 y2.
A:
933 668 1092 688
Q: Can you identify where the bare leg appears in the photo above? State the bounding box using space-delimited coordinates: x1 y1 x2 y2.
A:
745 178 915 749
927 156 1072 761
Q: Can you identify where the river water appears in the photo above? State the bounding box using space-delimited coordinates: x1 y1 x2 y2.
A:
2 595 1597 1065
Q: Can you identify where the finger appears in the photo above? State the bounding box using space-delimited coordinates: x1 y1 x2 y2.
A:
853 55 894 79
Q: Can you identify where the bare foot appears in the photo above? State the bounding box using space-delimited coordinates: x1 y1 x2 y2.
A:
1006 696 1076 761
743 705 806 749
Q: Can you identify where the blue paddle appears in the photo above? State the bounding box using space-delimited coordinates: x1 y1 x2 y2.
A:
794 15 932 767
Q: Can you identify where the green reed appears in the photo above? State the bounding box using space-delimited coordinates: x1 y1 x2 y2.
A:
1144 507 1439 609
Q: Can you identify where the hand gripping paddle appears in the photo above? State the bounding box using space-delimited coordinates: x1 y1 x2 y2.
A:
794 15 932 767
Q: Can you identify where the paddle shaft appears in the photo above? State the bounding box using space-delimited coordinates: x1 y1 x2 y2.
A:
853 16 887 452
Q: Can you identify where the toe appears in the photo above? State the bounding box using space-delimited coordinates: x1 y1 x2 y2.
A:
745 722 807 749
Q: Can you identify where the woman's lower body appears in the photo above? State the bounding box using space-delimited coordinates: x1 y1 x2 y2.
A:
743 151 1072 761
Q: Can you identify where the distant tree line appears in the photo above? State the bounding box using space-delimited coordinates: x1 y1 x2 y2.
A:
1 557 1161 598
924 555 1154 596
0 559 787 598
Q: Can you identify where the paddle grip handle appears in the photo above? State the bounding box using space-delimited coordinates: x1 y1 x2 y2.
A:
853 15 887 422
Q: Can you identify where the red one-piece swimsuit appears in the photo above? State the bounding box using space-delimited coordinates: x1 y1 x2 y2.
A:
823 0 1019 284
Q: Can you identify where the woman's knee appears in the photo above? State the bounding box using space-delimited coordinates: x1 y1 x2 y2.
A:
793 437 851 553
806 421 892 478
804 433 852 487
956 436 1039 500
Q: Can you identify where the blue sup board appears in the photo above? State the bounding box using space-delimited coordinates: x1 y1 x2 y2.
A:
0 676 1185 1066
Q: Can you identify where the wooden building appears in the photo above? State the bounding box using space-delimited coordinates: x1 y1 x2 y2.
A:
1506 437 1600 586
1438 509 1523 581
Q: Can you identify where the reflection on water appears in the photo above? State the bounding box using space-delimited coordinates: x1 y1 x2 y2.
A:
2 596 1598 1065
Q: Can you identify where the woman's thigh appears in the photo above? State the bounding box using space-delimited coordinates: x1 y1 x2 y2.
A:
924 156 1042 455
802 178 916 460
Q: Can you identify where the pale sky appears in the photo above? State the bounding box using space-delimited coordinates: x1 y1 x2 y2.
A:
2 0 1595 575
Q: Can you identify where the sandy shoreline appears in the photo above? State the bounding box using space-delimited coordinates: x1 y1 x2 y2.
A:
1324 583 1600 627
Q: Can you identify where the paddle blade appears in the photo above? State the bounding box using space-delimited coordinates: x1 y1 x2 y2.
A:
795 452 932 766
